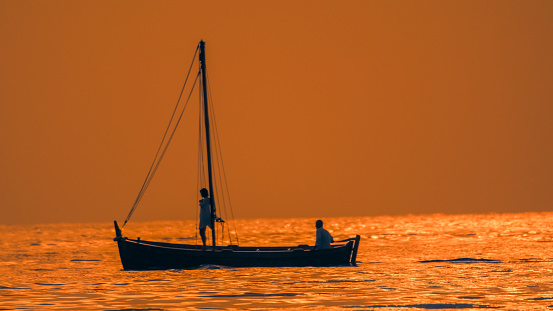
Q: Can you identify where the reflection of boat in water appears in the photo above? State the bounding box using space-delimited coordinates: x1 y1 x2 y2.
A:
114 41 361 270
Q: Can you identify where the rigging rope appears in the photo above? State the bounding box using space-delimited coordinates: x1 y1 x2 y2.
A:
123 46 200 227
209 102 230 245
206 71 240 245
123 70 201 228
123 42 240 248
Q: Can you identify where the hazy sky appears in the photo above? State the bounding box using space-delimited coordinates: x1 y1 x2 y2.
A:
1 1 552 225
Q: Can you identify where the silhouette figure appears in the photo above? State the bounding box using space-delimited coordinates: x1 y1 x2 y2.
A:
199 188 213 250
314 219 334 250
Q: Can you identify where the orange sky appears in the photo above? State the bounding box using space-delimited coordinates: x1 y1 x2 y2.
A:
1 1 552 225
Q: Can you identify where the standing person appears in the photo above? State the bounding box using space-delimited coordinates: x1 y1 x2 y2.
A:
199 188 213 250
314 219 334 250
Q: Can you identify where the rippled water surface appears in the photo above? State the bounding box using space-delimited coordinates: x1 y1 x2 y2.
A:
1 213 553 310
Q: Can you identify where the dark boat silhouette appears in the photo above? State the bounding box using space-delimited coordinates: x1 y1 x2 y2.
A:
114 41 361 270
114 233 359 270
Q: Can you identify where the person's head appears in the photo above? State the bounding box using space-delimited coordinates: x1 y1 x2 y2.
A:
316 220 323 228
200 188 209 198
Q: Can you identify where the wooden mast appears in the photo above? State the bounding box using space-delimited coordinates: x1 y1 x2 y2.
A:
199 40 217 249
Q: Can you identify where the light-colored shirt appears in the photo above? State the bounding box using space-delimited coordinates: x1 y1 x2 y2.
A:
315 227 334 249
199 198 212 229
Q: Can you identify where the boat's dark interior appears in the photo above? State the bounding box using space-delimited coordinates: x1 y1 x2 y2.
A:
124 238 350 252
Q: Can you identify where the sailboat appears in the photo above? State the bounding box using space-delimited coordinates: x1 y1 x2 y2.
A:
113 41 361 270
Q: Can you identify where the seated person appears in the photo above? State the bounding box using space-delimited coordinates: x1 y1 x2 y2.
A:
314 219 334 250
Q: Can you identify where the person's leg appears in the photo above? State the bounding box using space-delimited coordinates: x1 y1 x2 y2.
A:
200 227 207 250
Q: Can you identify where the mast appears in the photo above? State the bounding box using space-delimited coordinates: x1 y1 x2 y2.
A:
199 40 217 249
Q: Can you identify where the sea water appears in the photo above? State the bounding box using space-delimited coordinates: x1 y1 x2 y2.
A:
1 213 552 310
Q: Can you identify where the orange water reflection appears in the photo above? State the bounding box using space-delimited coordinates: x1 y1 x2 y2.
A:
1 213 552 309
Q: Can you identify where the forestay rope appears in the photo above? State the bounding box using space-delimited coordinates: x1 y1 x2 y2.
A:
122 45 200 228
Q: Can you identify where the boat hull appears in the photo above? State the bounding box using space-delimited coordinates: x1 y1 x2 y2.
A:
115 238 359 270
